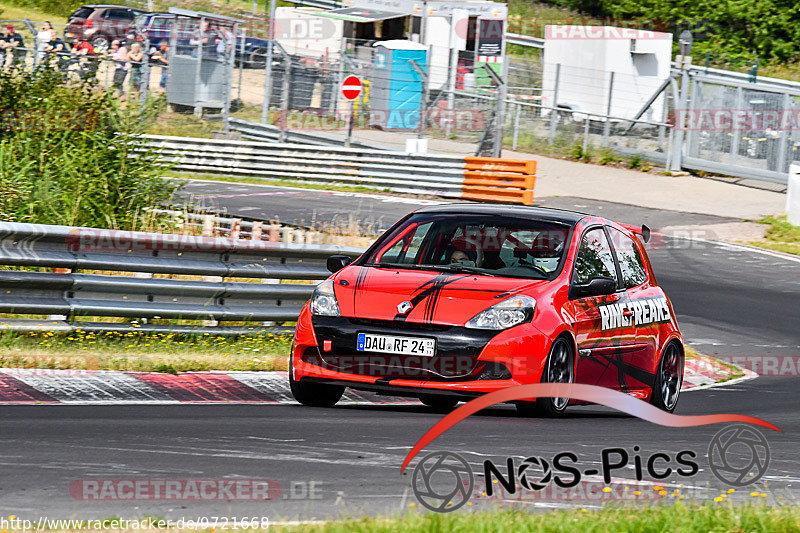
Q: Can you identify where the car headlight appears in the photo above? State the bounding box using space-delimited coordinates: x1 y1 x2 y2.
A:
310 280 340 316
465 295 536 330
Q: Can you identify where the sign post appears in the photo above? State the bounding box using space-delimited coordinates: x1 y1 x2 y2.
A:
341 75 362 148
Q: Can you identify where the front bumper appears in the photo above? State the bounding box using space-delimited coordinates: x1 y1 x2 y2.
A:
292 307 551 396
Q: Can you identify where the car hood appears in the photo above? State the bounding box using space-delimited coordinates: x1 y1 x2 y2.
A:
333 265 547 326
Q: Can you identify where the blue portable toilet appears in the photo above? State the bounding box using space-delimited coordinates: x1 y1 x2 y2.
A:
370 40 428 130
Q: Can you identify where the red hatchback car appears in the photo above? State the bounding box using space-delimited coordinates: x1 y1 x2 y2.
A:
290 205 684 416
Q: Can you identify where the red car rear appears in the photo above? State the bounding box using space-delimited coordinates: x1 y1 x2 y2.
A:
290 205 684 416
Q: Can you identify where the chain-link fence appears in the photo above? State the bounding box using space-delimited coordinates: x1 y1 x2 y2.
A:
5 15 798 183
0 19 161 100
682 75 800 181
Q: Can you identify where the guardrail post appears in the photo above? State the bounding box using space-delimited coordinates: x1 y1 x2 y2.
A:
268 223 280 241
48 267 71 321
230 219 242 240
202 215 215 237
251 221 263 241
281 226 293 243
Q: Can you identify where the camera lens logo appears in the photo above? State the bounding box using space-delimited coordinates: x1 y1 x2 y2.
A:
708 424 770 486
518 456 552 491
411 451 474 512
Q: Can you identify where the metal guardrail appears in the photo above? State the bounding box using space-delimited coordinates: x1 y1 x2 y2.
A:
290 0 342 9
228 118 392 151
506 33 544 49
0 222 364 334
143 135 467 197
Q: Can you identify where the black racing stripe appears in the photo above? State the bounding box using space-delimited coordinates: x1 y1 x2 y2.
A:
391 272 470 322
352 267 369 309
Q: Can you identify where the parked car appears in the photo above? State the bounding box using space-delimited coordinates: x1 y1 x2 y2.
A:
133 13 271 68
290 205 685 417
65 4 146 51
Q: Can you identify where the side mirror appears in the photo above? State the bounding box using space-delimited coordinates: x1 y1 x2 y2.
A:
326 255 353 273
570 276 617 299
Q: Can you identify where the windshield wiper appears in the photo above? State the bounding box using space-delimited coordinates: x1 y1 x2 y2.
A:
364 262 435 270
434 264 499 277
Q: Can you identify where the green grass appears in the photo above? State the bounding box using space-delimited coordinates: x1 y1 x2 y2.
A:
270 503 798 533
0 2 63 21
0 329 292 372
166 171 389 194
745 216 800 256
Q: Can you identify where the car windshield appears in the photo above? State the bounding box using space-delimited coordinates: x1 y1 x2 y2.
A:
363 213 571 280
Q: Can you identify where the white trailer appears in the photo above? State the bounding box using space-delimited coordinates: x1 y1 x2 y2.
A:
542 26 673 123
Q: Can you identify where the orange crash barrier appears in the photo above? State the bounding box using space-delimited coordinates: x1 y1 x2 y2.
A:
462 157 537 206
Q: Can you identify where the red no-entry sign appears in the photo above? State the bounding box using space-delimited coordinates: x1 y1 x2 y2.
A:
341 75 362 101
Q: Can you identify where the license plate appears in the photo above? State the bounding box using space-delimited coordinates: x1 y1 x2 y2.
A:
356 332 436 357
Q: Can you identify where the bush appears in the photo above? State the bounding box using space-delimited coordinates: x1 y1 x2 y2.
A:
628 154 643 169
598 147 619 165
0 63 177 230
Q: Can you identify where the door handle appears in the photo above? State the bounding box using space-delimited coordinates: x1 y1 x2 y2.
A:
622 309 633 317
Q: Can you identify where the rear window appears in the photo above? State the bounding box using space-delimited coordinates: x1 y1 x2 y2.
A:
70 7 94 19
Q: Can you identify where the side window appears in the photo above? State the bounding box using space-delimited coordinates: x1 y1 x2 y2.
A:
608 227 647 288
574 228 618 285
377 222 432 264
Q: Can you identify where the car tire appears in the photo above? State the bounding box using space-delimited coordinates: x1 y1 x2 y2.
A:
288 352 344 408
419 395 458 412
248 47 267 69
650 342 683 413
517 336 574 418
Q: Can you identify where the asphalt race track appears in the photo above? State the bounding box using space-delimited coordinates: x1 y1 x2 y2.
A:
177 179 731 233
1 181 798 520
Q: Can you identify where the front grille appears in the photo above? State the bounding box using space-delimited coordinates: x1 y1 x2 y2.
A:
309 316 500 381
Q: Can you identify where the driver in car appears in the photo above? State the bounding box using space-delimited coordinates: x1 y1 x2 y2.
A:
450 250 469 264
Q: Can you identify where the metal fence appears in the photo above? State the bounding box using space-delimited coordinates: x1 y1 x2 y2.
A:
0 221 363 334
0 20 158 100
5 16 800 184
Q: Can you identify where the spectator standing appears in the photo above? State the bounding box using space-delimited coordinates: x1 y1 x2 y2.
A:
1 25 26 67
151 40 169 92
128 42 144 97
69 38 97 78
215 26 234 61
36 22 52 61
109 39 129 93
43 29 70 70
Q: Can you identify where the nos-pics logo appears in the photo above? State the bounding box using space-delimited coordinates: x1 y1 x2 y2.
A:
411 424 771 513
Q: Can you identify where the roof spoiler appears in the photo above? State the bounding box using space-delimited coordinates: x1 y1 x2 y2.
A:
619 223 651 243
